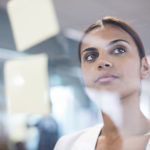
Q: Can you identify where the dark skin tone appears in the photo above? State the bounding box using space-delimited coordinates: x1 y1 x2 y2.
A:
80 24 150 150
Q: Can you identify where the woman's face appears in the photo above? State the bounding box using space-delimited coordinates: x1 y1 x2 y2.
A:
80 24 145 98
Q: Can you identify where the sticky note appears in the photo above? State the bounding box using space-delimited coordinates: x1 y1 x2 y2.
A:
4 54 50 115
7 0 59 51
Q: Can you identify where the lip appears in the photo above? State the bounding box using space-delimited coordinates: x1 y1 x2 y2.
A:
95 74 119 84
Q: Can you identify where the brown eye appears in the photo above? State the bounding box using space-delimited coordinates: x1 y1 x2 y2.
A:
113 47 126 54
85 53 98 62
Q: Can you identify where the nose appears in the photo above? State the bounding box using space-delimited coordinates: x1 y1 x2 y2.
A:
98 60 112 70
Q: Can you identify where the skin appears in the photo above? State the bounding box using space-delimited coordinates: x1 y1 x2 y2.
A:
80 24 150 150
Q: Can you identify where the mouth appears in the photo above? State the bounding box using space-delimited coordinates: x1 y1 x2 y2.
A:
95 74 119 84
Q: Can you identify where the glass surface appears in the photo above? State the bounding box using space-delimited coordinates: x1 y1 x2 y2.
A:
0 0 150 149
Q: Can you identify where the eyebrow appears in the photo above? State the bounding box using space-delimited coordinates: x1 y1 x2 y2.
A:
81 39 129 54
81 47 98 54
107 39 129 47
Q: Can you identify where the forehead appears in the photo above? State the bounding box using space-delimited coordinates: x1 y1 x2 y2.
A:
81 24 137 50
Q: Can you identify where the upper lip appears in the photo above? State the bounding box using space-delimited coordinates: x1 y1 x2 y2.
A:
94 74 119 83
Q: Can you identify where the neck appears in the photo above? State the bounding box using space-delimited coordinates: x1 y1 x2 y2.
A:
101 90 149 137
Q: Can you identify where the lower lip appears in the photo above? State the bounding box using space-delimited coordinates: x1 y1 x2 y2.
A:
97 77 117 84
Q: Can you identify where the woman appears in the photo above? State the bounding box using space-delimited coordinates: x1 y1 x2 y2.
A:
54 16 150 150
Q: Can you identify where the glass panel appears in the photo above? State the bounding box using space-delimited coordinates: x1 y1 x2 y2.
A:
0 0 150 149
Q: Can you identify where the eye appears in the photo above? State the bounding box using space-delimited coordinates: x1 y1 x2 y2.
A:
84 53 98 62
113 47 126 54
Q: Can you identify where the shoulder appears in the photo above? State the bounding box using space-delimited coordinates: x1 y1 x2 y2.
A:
54 124 103 150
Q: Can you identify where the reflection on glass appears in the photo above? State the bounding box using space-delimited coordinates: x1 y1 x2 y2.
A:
0 0 150 149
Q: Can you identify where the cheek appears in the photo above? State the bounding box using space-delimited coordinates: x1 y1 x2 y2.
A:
81 65 95 86
120 59 141 82
116 55 140 74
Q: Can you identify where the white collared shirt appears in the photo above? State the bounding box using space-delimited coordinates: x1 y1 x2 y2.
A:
54 125 150 150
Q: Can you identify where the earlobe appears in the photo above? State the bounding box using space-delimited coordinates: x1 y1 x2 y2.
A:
140 57 149 79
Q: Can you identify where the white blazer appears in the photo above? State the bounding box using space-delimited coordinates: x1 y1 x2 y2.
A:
54 125 150 150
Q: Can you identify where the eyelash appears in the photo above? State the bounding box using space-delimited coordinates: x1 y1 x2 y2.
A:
84 52 99 62
111 46 126 55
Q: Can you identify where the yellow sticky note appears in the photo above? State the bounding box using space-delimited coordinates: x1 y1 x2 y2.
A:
7 0 59 51
4 54 50 115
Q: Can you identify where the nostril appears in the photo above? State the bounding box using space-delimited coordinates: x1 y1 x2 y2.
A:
105 64 110 67
98 66 103 69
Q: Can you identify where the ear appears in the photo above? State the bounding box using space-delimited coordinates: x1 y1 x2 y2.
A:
140 57 149 79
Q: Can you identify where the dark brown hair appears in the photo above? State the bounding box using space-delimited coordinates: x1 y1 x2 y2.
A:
78 16 145 62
